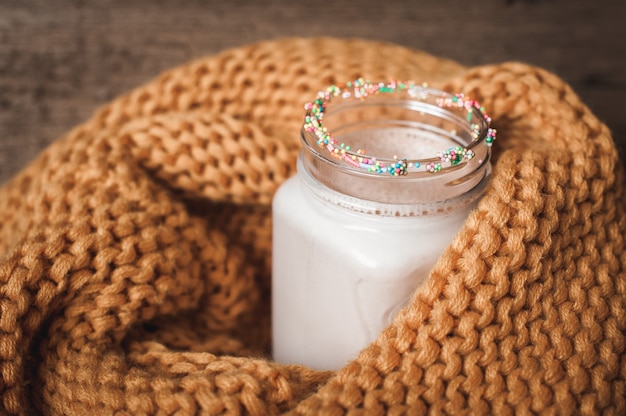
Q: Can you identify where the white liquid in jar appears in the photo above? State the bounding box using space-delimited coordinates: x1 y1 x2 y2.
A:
272 163 481 371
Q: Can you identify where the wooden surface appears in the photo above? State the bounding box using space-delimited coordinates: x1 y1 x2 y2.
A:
1 0 625 184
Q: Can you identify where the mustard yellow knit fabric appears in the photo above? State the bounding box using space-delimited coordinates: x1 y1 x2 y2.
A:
0 38 624 415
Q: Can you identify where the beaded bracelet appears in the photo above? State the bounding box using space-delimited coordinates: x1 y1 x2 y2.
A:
303 78 496 176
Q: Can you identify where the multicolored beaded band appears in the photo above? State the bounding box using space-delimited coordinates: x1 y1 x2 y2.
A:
303 78 496 176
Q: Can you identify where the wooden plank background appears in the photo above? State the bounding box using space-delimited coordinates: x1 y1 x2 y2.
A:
1 0 624 184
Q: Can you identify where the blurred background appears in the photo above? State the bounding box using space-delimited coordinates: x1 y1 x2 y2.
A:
1 0 624 184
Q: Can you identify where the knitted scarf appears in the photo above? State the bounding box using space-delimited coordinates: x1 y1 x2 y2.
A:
0 37 624 415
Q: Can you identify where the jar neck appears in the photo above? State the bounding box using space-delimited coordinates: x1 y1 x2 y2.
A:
298 152 490 217
299 87 493 216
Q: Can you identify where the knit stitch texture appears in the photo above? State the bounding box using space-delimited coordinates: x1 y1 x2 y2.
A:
0 37 624 415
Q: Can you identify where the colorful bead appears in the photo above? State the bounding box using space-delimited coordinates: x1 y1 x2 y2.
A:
303 78 496 175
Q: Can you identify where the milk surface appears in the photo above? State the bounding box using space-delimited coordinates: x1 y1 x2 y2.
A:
272 174 475 371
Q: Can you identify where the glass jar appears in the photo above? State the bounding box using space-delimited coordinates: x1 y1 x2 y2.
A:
272 80 495 371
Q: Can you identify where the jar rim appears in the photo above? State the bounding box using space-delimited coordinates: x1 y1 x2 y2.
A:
298 79 496 205
301 79 496 177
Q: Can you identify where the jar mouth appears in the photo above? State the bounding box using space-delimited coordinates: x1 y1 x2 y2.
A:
300 82 494 204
